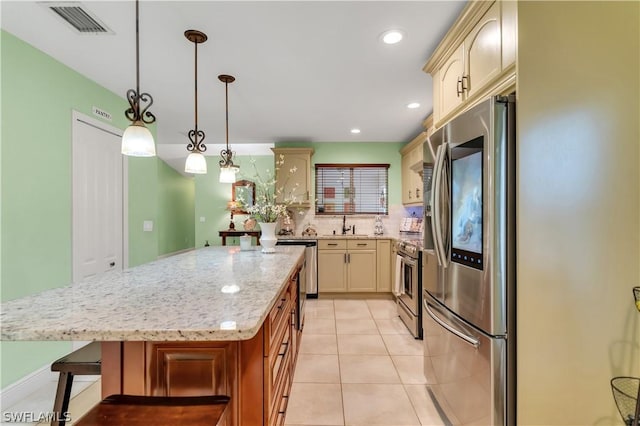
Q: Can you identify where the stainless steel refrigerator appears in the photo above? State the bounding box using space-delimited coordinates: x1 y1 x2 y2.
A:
422 95 516 425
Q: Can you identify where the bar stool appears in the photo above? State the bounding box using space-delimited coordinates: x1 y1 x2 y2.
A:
50 342 101 426
74 394 230 426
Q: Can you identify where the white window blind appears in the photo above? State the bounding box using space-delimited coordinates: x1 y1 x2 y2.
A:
315 164 389 215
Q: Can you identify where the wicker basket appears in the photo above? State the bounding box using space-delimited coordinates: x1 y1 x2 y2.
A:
611 377 639 426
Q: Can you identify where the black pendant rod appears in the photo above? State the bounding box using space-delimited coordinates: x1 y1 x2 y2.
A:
135 0 140 98
184 30 208 154
125 0 154 125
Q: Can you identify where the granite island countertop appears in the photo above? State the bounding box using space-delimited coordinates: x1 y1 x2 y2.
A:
0 246 304 342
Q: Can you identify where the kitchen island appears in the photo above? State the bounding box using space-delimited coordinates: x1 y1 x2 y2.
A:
1 246 306 426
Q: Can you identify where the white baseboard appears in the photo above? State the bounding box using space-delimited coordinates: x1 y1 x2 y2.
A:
0 364 57 411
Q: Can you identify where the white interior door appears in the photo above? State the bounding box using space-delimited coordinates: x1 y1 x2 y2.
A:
72 112 124 284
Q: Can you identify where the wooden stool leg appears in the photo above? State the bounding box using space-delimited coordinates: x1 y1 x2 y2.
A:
51 372 73 426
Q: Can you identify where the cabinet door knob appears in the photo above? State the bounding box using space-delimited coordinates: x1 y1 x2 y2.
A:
109 262 115 267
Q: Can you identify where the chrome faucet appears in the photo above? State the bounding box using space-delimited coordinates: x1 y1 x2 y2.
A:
342 215 352 235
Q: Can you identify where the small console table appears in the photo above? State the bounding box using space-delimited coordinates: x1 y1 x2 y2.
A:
218 230 261 246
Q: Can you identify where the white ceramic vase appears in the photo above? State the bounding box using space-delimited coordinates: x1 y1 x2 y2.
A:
258 222 277 253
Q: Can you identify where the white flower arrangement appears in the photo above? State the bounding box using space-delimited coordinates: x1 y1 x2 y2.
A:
241 155 301 223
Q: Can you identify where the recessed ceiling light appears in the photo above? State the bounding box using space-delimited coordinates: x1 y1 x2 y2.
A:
407 102 420 109
351 128 361 134
381 30 404 45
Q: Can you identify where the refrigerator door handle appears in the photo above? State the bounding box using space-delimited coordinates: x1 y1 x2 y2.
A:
431 143 448 267
424 299 479 348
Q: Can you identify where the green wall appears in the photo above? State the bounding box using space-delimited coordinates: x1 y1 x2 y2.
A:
158 161 195 255
0 30 195 388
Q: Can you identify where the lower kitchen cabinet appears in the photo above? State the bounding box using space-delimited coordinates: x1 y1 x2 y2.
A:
318 239 377 293
347 248 377 291
376 239 392 292
318 249 348 292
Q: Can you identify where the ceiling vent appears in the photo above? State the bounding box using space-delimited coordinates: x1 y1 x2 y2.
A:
42 2 113 34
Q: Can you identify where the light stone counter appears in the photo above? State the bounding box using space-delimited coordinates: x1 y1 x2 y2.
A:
0 246 304 342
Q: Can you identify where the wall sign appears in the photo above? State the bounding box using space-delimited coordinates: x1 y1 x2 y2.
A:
92 106 112 122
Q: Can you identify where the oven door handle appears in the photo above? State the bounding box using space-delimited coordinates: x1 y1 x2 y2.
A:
424 299 479 348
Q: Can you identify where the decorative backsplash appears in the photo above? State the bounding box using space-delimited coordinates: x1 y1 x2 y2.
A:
281 204 424 239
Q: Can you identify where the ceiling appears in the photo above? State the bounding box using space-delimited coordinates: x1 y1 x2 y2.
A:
1 0 466 174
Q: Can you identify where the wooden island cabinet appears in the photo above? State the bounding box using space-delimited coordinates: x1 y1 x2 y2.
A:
102 265 302 426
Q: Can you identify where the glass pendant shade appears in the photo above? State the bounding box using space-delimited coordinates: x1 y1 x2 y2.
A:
185 152 207 174
122 120 155 157
219 165 237 183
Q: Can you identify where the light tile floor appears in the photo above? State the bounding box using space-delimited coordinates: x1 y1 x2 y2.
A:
286 298 446 426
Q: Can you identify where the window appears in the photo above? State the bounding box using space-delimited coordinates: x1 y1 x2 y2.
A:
315 164 389 215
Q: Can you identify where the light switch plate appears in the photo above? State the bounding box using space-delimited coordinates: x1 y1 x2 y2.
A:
200 217 206 222
143 220 153 232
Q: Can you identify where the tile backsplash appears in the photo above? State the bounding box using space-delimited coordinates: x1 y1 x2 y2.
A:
283 204 424 239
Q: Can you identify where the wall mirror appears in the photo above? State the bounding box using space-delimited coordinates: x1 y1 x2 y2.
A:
231 180 255 214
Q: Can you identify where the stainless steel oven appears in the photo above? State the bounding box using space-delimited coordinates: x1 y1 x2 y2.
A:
397 240 423 339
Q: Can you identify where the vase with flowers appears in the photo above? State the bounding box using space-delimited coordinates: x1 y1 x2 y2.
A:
243 156 300 253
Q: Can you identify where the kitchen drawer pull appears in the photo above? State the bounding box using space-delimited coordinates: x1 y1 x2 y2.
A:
356 243 367 246
277 297 286 310
461 75 469 92
278 342 289 357
416 188 420 198
456 77 463 96
328 243 338 246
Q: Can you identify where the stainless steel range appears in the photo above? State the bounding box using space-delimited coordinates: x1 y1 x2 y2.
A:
397 239 422 339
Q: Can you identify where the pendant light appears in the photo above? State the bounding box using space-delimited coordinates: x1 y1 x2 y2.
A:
218 74 239 183
122 0 156 157
184 30 208 174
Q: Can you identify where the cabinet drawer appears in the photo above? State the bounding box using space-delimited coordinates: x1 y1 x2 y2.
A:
266 287 291 352
318 239 346 250
347 240 376 250
266 326 291 425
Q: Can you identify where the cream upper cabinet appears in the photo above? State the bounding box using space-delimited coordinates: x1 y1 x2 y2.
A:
401 133 426 206
464 2 501 99
462 3 502 98
424 1 517 128
501 0 517 70
271 148 314 207
437 44 465 123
